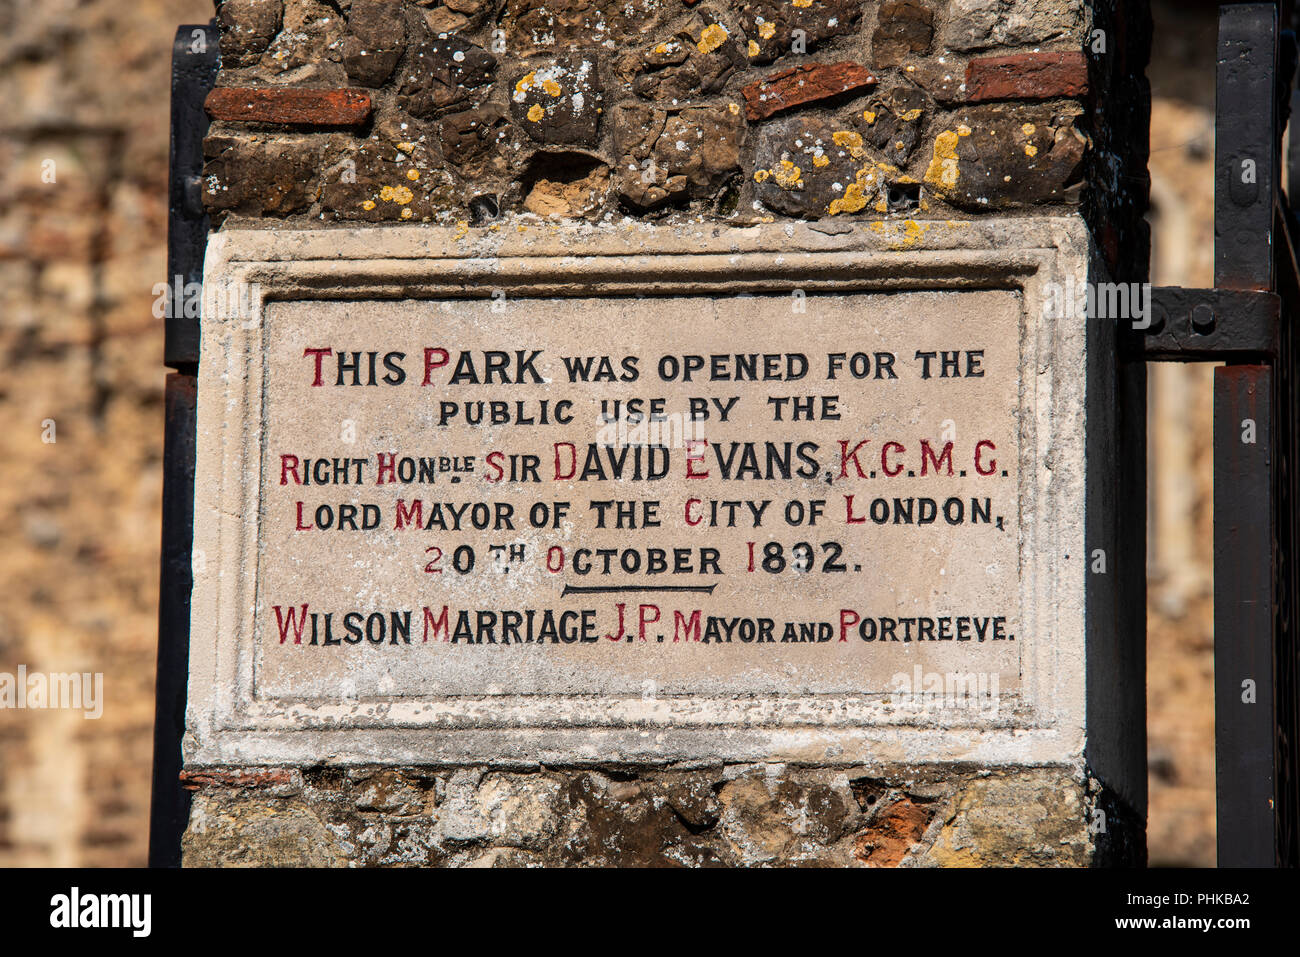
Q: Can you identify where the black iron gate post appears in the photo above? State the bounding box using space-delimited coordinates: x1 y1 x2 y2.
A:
1148 2 1300 867
1211 1 1279 869
148 22 217 869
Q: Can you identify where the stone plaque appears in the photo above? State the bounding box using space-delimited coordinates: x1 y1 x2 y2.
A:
187 220 1096 766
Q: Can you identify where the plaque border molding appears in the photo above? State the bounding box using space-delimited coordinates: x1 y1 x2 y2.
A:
187 217 1096 768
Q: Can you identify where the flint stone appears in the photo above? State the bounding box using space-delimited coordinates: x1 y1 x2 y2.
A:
872 1 933 68
614 104 744 209
203 133 324 216
424 7 471 33
735 0 860 65
218 0 284 67
505 0 670 54
342 0 406 87
259 0 344 74
861 85 929 165
320 134 459 222
398 34 497 116
509 56 603 146
922 104 1086 209
438 103 519 176
625 17 745 101
899 57 966 103
944 0 1084 52
753 114 887 218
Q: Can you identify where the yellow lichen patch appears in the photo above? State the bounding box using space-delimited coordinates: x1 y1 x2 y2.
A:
924 130 961 191
869 219 930 249
900 220 928 246
829 182 868 215
772 159 802 188
874 193 888 213
453 220 469 241
406 168 420 181
1021 123 1036 137
863 110 877 124
792 0 813 7
379 184 414 204
396 141 416 152
400 207 413 219
900 108 922 121
957 124 972 136
728 102 740 115
1024 144 1038 157
654 43 669 54
527 103 545 122
812 154 829 167
361 199 376 211
827 165 879 216
748 40 760 57
758 21 776 39
697 23 728 53
517 69 562 97
753 169 770 182
832 129 865 160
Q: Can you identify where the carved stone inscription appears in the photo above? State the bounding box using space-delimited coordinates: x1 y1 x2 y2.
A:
257 290 1021 705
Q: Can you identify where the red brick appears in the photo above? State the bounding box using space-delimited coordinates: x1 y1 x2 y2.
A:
852 795 934 866
741 62 877 121
204 87 373 127
965 51 1088 102
179 768 296 790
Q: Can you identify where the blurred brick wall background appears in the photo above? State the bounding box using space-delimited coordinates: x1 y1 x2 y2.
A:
0 0 1217 866
0 0 212 867
1145 0 1217 868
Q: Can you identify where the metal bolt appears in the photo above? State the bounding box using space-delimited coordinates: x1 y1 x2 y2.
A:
1148 304 1167 334
1191 302 1216 333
